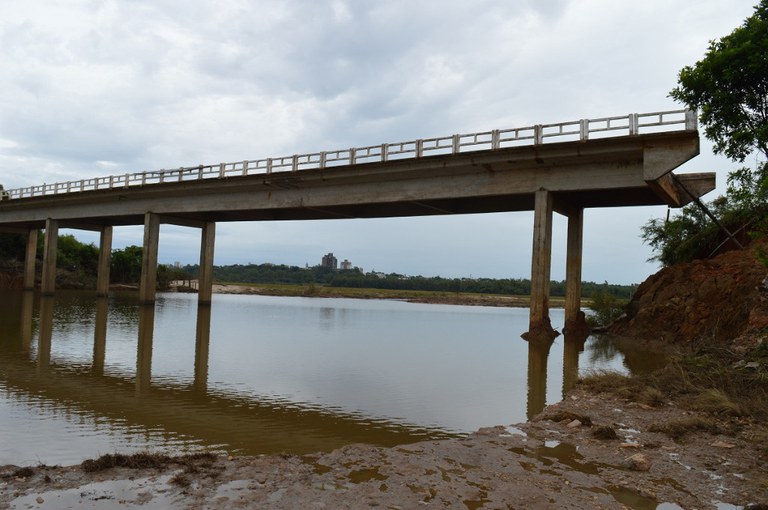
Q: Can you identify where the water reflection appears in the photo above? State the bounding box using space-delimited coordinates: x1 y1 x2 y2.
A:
92 298 108 375
526 336 553 420
194 305 212 393
562 333 587 397
136 305 155 394
20 291 34 351
37 296 54 372
0 290 635 465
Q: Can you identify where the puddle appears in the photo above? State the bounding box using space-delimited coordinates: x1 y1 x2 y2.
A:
347 467 388 484
10 475 177 509
607 485 667 509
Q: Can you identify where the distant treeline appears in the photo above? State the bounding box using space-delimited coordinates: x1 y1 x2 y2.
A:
0 232 637 297
183 262 637 299
0 232 188 289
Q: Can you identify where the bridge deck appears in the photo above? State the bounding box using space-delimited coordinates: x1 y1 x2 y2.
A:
0 130 710 230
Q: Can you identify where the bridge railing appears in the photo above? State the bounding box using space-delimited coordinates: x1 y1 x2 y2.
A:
1 109 696 201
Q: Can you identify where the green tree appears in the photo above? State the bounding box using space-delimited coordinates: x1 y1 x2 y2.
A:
111 245 143 284
644 1 768 266
670 0 768 162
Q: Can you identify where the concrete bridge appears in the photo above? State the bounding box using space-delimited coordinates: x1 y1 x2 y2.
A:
0 109 714 337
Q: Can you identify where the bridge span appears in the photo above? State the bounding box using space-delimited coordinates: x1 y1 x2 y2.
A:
0 109 714 337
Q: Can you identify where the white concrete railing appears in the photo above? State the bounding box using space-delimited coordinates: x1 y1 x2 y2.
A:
1 109 697 201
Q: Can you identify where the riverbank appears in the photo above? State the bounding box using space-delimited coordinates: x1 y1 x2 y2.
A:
2 381 765 509
207 282 570 308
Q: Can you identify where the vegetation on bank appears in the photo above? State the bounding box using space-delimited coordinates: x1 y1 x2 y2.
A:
184 262 635 300
0 236 189 290
642 0 768 267
579 340 768 450
582 1 768 447
0 231 636 307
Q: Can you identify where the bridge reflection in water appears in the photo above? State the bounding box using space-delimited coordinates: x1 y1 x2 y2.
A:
6 290 603 460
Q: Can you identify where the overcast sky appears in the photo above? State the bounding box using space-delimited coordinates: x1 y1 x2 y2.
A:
0 1 760 284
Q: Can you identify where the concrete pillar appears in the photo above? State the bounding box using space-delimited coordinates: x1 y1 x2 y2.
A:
564 209 587 335
96 226 113 297
23 229 38 291
139 212 160 305
40 219 59 296
528 190 554 337
198 221 216 305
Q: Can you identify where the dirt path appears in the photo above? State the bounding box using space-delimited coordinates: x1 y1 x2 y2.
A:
2 388 765 509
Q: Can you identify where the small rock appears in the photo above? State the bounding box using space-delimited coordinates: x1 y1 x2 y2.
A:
622 453 651 472
745 361 761 369
620 442 641 449
36 496 44 504
592 426 619 440
710 440 736 449
567 419 582 428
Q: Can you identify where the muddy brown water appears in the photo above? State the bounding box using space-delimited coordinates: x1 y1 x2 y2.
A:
0 290 639 466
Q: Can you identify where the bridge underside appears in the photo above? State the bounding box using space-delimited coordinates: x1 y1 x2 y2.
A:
0 130 713 338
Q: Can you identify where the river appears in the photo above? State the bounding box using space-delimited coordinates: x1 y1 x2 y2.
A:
0 290 628 466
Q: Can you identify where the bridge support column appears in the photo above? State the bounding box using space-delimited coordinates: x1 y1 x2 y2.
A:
563 208 588 336
41 219 59 296
139 212 160 305
23 229 38 291
198 221 216 305
96 226 113 297
527 190 556 339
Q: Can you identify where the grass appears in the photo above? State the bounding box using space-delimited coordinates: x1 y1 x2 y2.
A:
648 417 724 440
578 339 768 443
81 451 217 473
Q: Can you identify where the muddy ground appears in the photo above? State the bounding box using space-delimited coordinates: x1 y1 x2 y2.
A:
2 387 765 509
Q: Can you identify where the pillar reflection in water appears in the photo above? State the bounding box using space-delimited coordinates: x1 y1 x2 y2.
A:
92 298 109 375
20 291 35 352
562 332 588 396
194 305 212 393
37 296 54 373
526 335 555 420
136 305 155 394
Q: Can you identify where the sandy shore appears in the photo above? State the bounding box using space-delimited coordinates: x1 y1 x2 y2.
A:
2 388 765 509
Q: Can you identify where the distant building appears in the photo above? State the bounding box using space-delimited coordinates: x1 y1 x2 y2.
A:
321 252 338 270
340 259 352 270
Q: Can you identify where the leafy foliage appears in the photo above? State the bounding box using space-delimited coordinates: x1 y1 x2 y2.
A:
646 2 768 266
669 0 768 162
110 245 144 284
642 163 768 266
586 289 627 328
0 233 27 267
